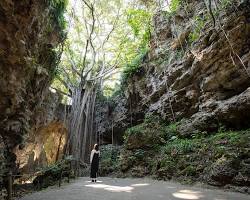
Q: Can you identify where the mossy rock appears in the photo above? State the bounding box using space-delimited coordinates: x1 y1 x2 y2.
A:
124 121 168 150
232 158 250 186
120 126 250 189
207 157 238 186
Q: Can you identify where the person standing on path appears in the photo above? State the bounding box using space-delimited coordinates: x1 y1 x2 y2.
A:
90 144 100 182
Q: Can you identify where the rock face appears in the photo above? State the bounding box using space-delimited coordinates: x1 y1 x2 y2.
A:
15 92 67 174
95 0 250 191
0 0 65 182
96 0 250 140
95 94 144 145
134 0 250 134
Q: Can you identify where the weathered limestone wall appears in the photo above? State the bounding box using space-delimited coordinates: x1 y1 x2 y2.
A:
96 0 250 140
0 0 65 181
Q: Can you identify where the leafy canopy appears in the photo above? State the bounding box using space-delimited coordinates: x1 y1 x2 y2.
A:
52 0 155 98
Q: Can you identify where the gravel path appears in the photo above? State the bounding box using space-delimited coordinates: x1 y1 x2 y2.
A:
19 177 249 200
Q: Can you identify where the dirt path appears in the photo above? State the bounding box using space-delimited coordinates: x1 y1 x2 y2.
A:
19 177 249 200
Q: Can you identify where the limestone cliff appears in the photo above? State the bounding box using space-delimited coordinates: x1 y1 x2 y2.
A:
96 0 250 191
15 91 67 174
96 0 250 139
0 0 66 181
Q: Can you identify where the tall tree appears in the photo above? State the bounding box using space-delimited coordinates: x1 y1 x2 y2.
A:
52 0 154 174
52 0 122 173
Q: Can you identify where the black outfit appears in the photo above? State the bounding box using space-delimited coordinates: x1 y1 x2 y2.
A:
90 152 99 178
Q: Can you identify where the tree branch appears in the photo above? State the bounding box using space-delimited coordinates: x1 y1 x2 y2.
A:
50 86 72 97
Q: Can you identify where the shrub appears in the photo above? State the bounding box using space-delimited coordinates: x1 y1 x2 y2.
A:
33 158 72 188
121 47 149 84
179 165 197 176
134 149 146 159
163 0 183 18
163 139 195 155
100 145 120 164
162 122 179 141
99 145 121 175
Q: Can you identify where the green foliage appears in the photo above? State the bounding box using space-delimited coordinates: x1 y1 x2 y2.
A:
124 115 165 141
123 123 145 141
218 123 227 133
144 115 161 124
162 122 178 140
127 154 137 164
163 0 183 18
53 0 155 100
159 159 176 171
46 48 62 79
118 8 152 84
187 0 234 45
124 117 179 144
39 157 72 173
100 145 120 163
111 85 124 97
123 118 167 150
188 31 199 44
168 123 177 133
121 47 148 83
162 139 195 155
52 0 155 99
120 113 250 182
125 8 152 51
134 149 146 159
102 85 117 98
175 49 185 59
169 0 182 13
34 158 72 188
179 165 196 176
42 0 67 94
208 130 242 146
188 15 206 44
46 0 68 38
99 145 121 175
127 9 151 39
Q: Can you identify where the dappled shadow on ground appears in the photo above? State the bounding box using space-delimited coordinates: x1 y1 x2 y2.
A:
83 180 231 200
84 181 150 193
19 178 249 200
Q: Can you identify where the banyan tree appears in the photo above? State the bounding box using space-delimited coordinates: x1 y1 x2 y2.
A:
53 0 121 174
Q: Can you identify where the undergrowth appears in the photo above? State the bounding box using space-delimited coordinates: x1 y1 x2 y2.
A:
119 116 250 184
33 156 73 188
99 145 121 176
